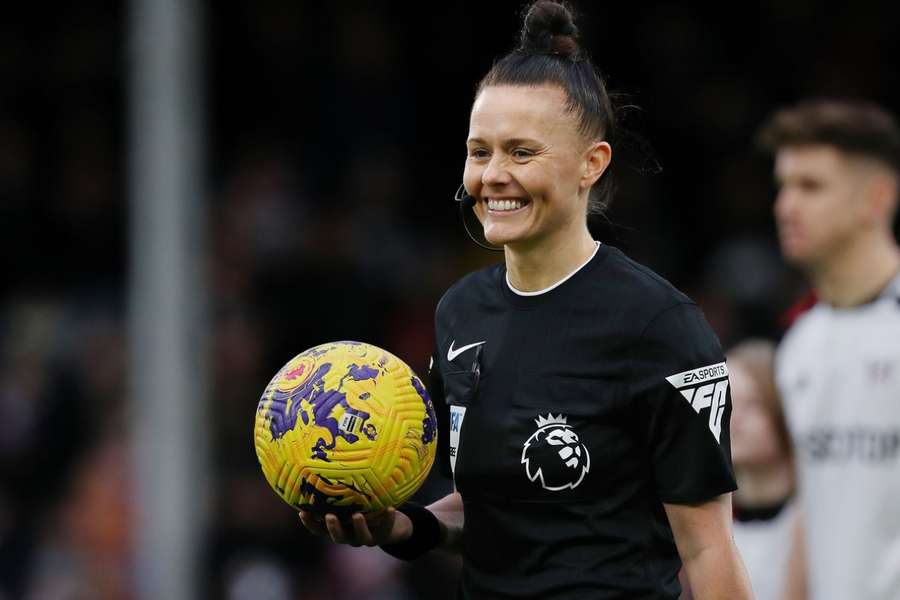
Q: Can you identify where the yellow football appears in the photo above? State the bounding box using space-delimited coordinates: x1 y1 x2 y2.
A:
254 341 438 515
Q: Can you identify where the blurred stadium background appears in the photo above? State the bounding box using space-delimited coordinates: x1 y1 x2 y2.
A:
1 0 898 598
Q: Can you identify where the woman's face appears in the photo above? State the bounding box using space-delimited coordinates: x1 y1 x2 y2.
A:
729 363 786 469
463 84 609 248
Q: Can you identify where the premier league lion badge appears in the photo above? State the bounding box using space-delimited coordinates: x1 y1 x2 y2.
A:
521 413 591 491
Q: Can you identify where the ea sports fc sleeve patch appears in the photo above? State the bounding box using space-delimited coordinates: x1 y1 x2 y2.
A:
629 303 737 504
664 362 729 443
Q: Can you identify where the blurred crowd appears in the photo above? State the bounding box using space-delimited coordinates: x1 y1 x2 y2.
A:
1 1 899 598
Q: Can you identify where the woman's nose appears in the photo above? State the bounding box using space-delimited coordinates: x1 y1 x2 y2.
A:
482 154 512 187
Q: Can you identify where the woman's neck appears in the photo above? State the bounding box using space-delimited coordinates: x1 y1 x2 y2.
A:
505 225 597 292
734 461 794 509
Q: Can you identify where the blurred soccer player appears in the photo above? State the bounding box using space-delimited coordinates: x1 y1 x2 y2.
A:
728 339 796 600
757 99 900 600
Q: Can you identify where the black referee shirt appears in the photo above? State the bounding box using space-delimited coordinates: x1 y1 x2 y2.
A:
430 244 737 599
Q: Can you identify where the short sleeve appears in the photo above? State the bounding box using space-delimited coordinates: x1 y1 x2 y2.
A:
629 303 737 504
427 345 453 480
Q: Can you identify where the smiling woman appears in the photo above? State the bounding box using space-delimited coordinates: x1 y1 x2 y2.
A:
465 85 608 265
297 2 754 599
463 6 615 290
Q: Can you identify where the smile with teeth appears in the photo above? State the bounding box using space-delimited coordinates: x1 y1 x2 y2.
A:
487 198 529 212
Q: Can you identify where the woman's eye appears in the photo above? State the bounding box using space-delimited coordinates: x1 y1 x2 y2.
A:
469 148 489 159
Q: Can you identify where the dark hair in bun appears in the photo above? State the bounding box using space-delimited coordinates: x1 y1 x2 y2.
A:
519 0 581 58
477 1 617 217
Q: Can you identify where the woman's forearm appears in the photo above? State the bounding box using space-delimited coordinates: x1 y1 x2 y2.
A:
682 539 754 600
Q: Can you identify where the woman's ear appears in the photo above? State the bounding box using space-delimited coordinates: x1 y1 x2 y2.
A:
582 141 612 190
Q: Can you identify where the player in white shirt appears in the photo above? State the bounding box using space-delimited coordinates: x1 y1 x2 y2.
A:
757 100 900 600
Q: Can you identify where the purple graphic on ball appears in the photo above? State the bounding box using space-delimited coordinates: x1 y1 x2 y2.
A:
265 363 332 440
411 376 437 444
265 360 381 462
344 364 379 385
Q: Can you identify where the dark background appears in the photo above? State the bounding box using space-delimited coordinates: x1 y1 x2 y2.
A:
1 1 898 597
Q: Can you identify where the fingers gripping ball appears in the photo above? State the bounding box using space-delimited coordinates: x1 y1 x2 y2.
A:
254 341 438 516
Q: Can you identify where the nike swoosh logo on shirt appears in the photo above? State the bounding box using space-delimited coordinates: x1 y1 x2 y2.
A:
447 340 486 362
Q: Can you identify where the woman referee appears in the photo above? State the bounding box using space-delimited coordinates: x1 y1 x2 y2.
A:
300 2 753 598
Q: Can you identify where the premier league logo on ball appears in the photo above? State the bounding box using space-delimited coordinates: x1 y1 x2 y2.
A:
521 413 591 491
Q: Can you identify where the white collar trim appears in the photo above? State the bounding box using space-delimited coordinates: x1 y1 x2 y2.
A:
506 242 601 297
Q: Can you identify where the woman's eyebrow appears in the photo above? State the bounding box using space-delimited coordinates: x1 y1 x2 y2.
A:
466 137 542 146
503 137 542 147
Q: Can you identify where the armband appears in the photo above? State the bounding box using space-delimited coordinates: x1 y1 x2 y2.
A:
379 502 443 560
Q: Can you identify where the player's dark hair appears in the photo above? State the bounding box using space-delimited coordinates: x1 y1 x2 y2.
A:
756 99 900 173
477 0 617 217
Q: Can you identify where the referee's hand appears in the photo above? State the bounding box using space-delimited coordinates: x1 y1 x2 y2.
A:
298 507 411 547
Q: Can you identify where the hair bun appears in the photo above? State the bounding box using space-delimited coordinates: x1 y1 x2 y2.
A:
519 1 580 58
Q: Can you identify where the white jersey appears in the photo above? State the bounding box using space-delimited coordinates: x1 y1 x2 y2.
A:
732 502 796 600
776 274 900 600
